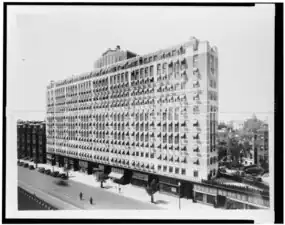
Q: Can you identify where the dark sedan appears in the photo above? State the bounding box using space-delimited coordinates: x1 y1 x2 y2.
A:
23 163 29 168
60 173 68 180
38 167 45 173
45 169 52 175
29 165 35 170
51 171 60 177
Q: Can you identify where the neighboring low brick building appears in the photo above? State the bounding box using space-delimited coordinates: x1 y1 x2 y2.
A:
17 120 46 164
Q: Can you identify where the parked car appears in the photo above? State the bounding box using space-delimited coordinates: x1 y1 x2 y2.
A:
60 173 68 180
51 171 60 177
38 167 45 173
19 162 25 167
23 163 29 168
45 169 52 175
29 165 35 170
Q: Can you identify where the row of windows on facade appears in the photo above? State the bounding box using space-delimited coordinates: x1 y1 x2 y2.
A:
46 141 201 154
48 73 194 105
49 82 205 108
48 77 200 105
47 113 194 127
47 105 202 116
48 137 205 150
46 104 211 122
48 89 203 105
48 48 188 93
47 55 196 99
48 94 203 109
49 123 190 134
52 46 189 89
48 123 194 135
46 131 195 142
48 79 195 106
46 136 196 150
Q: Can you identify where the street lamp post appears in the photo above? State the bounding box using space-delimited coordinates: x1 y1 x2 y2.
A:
178 182 181 210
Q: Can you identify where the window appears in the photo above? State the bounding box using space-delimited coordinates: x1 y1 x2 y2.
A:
145 153 149 158
210 55 215 74
162 63 167 74
145 124 149 131
168 124 173 132
163 124 167 132
168 110 173 121
141 152 144 157
157 64 161 75
195 192 203 202
161 134 166 144
145 67 148 77
175 167 179 174
163 166 167 172
193 55 198 68
150 66 154 77
163 112 167 121
145 112 149 120
194 170 198 177
181 169 186 175
140 124 144 132
174 135 179 144
158 165 162 170
168 136 173 144
169 166 173 173
140 68 144 78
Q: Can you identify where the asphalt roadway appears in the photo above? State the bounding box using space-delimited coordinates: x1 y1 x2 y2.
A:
18 166 160 210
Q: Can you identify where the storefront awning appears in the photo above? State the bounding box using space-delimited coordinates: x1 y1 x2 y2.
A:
132 172 149 181
108 172 123 180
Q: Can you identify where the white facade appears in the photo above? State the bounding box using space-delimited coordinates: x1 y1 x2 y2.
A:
46 37 219 182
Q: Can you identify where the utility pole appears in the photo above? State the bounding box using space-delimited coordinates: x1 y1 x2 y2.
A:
178 182 181 210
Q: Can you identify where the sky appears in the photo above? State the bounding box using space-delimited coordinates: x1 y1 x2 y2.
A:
7 4 275 122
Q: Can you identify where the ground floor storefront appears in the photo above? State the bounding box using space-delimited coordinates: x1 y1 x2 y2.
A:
46 153 55 166
131 172 149 188
193 183 270 209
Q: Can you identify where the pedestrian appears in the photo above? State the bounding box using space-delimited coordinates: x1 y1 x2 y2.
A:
79 192 83 200
89 197 93 205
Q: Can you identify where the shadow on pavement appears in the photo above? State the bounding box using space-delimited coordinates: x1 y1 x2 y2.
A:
154 200 169 205
102 186 113 189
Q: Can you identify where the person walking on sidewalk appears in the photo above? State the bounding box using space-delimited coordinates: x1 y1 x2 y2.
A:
89 197 93 205
79 192 83 200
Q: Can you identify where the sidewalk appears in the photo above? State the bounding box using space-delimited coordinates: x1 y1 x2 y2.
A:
19 160 215 211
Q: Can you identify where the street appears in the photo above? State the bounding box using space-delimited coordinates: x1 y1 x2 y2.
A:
18 167 160 210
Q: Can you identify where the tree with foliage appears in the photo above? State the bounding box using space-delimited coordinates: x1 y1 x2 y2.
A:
145 179 159 203
97 172 108 188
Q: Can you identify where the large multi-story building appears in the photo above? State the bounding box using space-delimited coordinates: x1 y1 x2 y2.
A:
17 120 46 164
253 124 269 168
46 37 219 198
